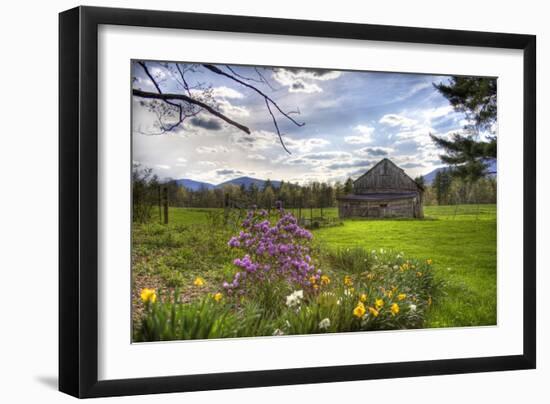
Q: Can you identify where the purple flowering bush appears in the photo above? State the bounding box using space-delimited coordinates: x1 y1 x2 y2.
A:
224 202 321 298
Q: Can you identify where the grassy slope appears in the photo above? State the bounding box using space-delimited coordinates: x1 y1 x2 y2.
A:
313 205 497 328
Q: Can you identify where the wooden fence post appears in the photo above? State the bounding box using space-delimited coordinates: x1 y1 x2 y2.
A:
158 185 162 224
163 187 169 224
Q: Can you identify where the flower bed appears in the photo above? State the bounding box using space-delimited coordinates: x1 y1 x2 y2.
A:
134 206 440 341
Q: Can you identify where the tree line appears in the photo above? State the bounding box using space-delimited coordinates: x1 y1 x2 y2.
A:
423 170 496 206
133 163 497 223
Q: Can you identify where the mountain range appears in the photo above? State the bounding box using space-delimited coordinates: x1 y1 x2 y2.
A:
174 176 281 191
174 160 497 190
421 159 497 185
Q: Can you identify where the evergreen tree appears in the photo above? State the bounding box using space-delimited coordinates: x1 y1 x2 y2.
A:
431 76 497 180
344 177 354 194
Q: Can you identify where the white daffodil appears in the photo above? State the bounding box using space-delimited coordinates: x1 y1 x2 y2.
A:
286 290 304 308
318 318 331 330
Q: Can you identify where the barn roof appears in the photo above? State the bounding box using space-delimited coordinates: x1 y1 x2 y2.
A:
336 192 418 201
353 158 424 191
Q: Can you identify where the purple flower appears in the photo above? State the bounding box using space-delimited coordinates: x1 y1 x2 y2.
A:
224 207 318 294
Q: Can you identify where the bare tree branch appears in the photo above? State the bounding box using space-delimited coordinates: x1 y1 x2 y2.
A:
138 61 185 133
133 62 306 154
224 65 277 90
202 64 305 128
132 89 251 134
265 98 291 154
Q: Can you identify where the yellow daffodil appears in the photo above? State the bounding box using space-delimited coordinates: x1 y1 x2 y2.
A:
398 293 407 301
416 271 423 277
391 303 400 316
213 292 223 302
368 306 379 317
367 273 375 280
360 293 368 303
309 275 317 284
426 259 433 265
353 302 366 318
140 288 157 303
344 275 353 287
375 298 384 309
385 290 393 299
320 275 331 285
193 277 205 287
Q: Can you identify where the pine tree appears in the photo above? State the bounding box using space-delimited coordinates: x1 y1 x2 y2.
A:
431 76 497 179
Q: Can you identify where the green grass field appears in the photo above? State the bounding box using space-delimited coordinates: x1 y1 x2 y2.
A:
134 204 496 330
314 205 496 328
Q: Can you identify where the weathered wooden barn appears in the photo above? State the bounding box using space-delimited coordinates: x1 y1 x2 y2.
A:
337 158 424 219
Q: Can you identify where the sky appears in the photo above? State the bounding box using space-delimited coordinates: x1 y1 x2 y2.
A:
132 61 473 185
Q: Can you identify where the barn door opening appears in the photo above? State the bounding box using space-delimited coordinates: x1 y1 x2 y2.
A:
379 203 388 217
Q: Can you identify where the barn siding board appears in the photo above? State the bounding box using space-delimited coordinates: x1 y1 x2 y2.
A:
337 158 424 219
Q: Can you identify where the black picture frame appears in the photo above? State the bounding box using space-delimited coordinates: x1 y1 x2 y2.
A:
59 5 536 398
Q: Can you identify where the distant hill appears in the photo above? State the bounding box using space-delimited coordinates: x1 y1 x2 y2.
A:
422 159 497 185
217 176 281 189
173 179 215 191
174 176 281 191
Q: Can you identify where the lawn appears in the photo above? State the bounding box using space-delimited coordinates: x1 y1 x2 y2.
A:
314 204 497 327
132 204 496 338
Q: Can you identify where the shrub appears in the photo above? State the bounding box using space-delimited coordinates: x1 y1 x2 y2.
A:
224 204 321 297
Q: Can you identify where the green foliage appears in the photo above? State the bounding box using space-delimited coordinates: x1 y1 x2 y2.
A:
133 204 496 341
434 76 497 131
135 248 438 341
314 204 497 327
132 164 160 223
430 76 497 182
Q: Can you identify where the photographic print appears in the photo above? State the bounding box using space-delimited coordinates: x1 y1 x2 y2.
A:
131 60 497 342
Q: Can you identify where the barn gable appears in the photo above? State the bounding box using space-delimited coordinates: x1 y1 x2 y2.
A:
336 158 424 219
353 158 422 194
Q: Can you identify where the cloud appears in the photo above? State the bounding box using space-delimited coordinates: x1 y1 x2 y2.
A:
233 130 277 150
196 145 230 154
288 79 322 93
327 159 373 170
279 67 342 81
344 125 375 144
211 86 244 99
217 99 249 118
248 154 266 160
379 114 417 128
216 169 243 176
301 151 352 160
422 105 453 120
189 117 223 130
283 136 330 152
400 162 425 169
358 147 393 157
286 158 309 165
155 164 170 170
272 68 341 93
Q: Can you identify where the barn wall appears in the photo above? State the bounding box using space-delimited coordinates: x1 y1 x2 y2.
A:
338 198 417 218
354 159 418 194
